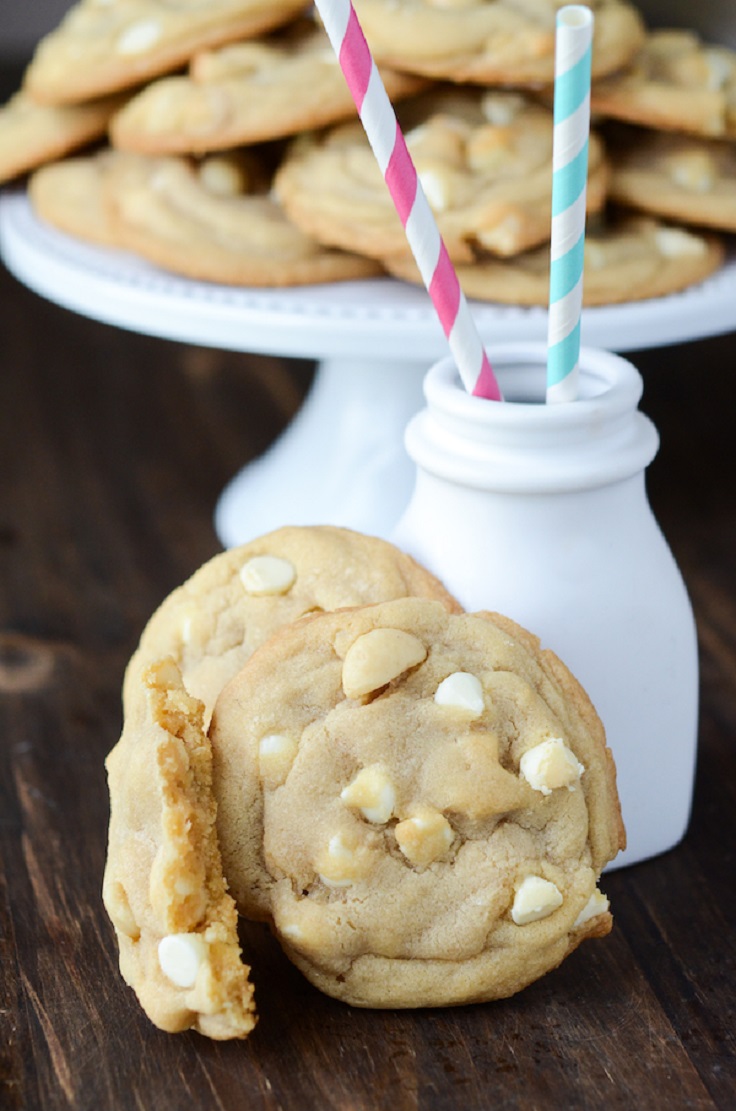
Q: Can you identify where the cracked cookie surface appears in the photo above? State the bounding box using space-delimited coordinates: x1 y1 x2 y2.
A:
210 597 625 1008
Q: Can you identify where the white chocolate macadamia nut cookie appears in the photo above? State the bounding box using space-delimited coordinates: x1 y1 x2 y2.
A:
591 29 736 139
385 212 725 305
92 147 381 287
29 147 380 288
210 597 625 1008
123 526 460 725
109 18 426 154
274 88 609 264
0 90 126 186
103 659 256 1038
24 0 311 106
606 126 736 234
351 0 645 86
29 149 129 250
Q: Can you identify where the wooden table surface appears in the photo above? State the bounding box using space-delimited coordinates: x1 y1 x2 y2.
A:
1 219 735 1109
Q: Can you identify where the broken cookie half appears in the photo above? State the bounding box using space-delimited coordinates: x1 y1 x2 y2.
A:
103 658 256 1039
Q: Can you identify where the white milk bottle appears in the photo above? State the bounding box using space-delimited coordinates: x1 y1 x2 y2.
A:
393 343 698 869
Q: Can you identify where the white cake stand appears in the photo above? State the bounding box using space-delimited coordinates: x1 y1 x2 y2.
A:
3 189 736 545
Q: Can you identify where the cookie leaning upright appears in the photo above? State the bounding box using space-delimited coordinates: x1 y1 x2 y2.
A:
210 597 625 1007
123 526 461 725
103 659 256 1039
23 0 312 106
106 528 458 1035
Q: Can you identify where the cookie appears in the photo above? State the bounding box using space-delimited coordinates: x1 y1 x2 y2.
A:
109 17 427 155
103 658 257 1038
123 526 461 726
210 597 625 1007
351 0 645 86
274 88 609 264
606 124 736 233
31 146 382 286
110 146 384 286
591 29 736 139
24 0 311 106
28 149 124 248
385 213 726 305
0 89 126 186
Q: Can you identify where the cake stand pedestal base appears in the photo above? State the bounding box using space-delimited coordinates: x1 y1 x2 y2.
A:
4 189 736 549
215 355 426 546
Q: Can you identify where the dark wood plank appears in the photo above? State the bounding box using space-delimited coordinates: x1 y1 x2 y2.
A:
1 246 735 1110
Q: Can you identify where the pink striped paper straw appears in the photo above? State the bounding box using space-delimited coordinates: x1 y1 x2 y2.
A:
313 0 502 401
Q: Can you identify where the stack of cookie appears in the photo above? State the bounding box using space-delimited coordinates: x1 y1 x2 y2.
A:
1 1 734 301
103 525 625 1038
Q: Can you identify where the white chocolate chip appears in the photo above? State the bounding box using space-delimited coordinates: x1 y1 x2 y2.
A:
316 833 370 888
583 240 609 270
573 888 610 928
417 168 450 212
341 628 427 699
704 48 734 91
180 614 193 645
158 932 208 988
179 605 209 647
476 213 524 254
279 922 306 942
466 125 513 172
116 20 162 56
519 737 584 795
655 227 708 259
511 876 563 925
434 671 485 716
105 880 139 940
480 92 526 126
395 807 454 866
341 765 396 824
239 554 296 596
173 875 199 898
258 733 298 786
668 151 715 193
313 46 340 65
199 157 248 197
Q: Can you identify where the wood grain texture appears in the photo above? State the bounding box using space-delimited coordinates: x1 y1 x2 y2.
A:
1 241 735 1109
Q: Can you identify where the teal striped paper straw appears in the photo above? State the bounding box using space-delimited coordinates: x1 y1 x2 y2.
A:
546 5 593 404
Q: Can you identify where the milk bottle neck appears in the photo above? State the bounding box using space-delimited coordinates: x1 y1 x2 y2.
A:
406 346 660 495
